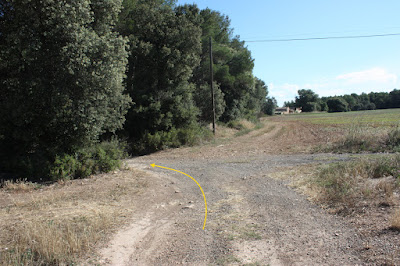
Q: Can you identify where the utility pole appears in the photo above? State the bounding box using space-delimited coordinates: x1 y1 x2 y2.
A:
209 37 216 135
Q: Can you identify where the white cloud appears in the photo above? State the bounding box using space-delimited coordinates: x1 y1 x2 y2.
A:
268 83 299 106
336 68 397 84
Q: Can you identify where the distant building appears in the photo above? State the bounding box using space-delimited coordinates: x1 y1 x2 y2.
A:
291 107 302 113
275 107 289 115
275 107 302 115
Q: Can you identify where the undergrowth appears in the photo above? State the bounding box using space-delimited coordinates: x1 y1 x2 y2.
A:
132 124 213 154
328 123 400 153
50 139 127 181
312 154 400 211
0 215 113 265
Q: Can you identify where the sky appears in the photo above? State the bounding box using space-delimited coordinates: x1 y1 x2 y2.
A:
176 0 400 106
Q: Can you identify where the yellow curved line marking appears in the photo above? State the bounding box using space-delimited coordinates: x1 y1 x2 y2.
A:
151 163 208 230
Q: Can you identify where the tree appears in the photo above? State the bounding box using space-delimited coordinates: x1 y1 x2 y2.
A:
193 82 226 123
295 89 319 112
118 0 201 144
389 89 400 108
284 100 296 108
246 78 268 117
185 8 258 122
0 0 130 176
369 92 390 109
327 98 349 112
264 97 277 116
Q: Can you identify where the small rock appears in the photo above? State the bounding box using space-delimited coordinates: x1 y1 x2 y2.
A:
175 190 180 193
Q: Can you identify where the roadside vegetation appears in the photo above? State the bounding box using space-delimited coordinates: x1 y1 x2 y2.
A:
0 168 148 265
271 154 400 231
0 0 269 182
312 155 400 210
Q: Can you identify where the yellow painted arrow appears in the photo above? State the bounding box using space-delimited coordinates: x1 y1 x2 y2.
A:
151 163 208 230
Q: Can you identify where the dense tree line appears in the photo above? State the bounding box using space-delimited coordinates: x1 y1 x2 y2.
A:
0 0 268 179
285 89 400 113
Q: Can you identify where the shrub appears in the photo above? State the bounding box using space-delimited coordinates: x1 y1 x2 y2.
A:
50 140 127 181
226 120 245 131
387 125 400 147
132 124 213 154
313 154 400 207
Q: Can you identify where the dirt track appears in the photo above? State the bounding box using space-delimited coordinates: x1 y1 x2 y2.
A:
97 121 394 265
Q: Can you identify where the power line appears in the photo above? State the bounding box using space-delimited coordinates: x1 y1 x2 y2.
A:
246 32 400 43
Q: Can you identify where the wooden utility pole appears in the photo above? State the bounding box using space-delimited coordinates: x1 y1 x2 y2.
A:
209 37 216 135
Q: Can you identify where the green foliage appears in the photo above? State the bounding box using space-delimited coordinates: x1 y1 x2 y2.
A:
390 89 400 108
387 125 400 147
193 82 226 123
50 140 126 181
0 0 130 179
327 98 349 112
226 120 246 131
295 89 319 112
264 97 277 116
118 1 267 152
119 0 201 142
133 124 213 154
187 7 262 122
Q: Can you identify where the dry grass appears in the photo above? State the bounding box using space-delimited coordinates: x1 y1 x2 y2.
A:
0 168 148 265
268 154 400 212
1 179 41 193
391 209 400 231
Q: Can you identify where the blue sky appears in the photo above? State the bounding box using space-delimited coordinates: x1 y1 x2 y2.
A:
177 0 400 106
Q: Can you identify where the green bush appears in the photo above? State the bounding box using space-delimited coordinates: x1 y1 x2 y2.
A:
226 120 245 130
133 124 213 154
50 154 81 181
50 140 127 181
388 125 400 147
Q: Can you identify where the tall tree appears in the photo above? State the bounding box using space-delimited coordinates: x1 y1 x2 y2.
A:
327 98 349 112
188 8 257 122
295 89 319 112
389 89 400 108
0 0 130 174
118 0 201 142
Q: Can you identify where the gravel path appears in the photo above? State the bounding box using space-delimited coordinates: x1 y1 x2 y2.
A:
100 152 366 265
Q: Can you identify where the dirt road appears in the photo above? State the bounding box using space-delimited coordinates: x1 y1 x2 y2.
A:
98 122 371 265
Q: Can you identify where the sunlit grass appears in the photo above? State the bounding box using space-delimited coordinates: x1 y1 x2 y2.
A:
273 109 400 127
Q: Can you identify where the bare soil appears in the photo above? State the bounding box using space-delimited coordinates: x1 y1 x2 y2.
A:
95 119 400 265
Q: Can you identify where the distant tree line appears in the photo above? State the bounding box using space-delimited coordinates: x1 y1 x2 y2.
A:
284 89 400 113
0 0 268 179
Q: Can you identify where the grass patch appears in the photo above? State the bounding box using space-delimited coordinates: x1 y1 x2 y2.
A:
216 255 241 265
0 168 148 265
391 209 400 231
311 154 400 210
228 224 262 241
253 124 276 137
0 179 42 192
225 119 264 137
272 109 400 126
268 109 400 153
323 122 400 153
